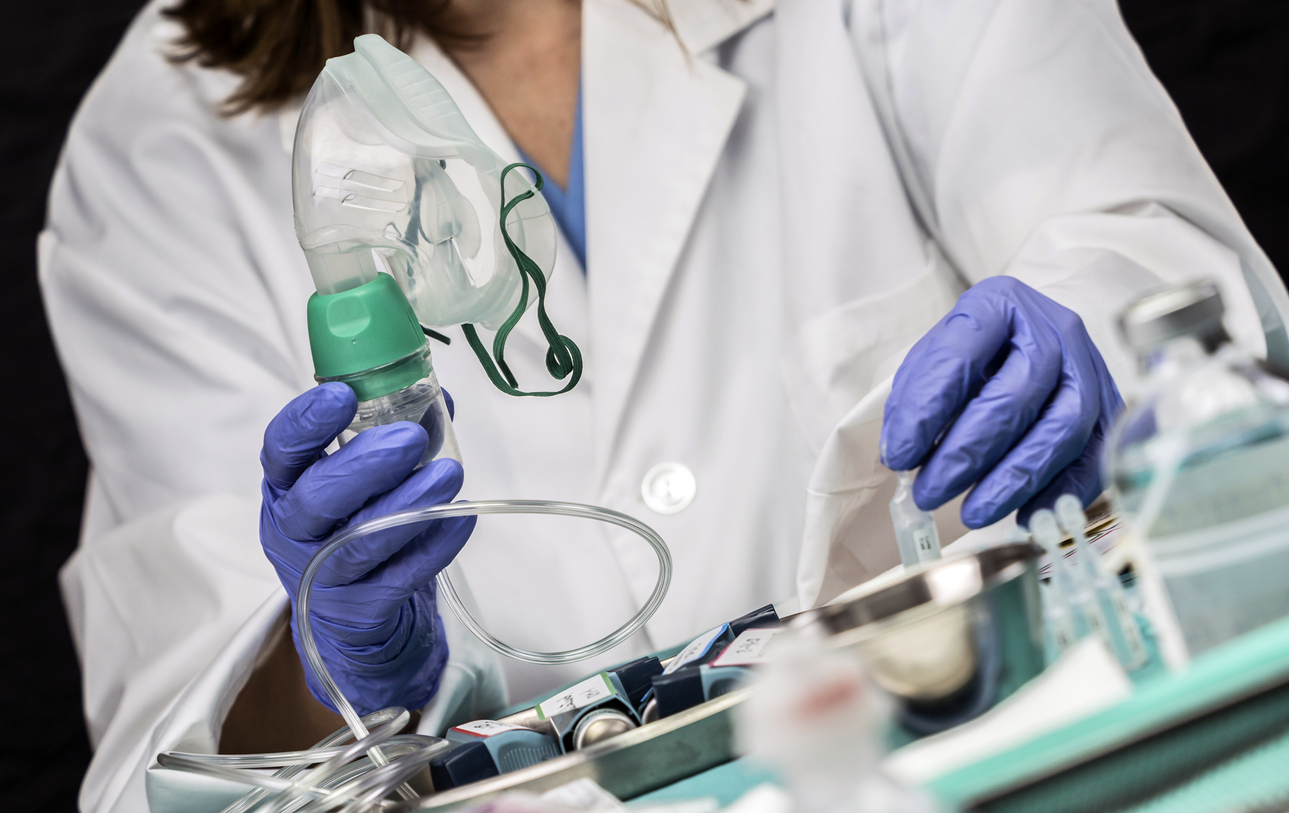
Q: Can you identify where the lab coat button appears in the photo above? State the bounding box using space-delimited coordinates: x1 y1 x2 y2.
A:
641 463 697 514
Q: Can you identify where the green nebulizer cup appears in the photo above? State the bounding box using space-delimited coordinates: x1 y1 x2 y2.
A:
308 273 460 466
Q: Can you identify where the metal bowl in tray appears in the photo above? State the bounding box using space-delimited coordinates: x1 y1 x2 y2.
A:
394 542 1045 809
393 688 749 811
795 541 1046 737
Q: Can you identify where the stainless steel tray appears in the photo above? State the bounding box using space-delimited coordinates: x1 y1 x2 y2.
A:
393 688 749 811
395 541 1045 809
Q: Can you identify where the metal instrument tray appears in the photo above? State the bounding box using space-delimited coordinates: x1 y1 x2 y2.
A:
394 688 749 811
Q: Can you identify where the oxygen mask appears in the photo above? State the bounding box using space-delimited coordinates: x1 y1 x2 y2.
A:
293 33 580 399
288 32 667 670
158 35 669 809
293 31 556 324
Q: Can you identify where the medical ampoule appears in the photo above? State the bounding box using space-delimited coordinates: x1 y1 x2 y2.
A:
1055 495 1148 670
889 471 942 567
1031 509 1109 648
1028 510 1078 655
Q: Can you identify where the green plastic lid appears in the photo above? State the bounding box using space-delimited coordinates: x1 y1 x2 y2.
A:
307 274 430 401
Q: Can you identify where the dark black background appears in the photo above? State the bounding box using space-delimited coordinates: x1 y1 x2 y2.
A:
1 2 148 810
1 1 1286 811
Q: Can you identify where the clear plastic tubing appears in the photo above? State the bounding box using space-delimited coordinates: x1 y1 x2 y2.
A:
158 500 672 812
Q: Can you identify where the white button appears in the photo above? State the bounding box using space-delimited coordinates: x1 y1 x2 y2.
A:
641 462 697 514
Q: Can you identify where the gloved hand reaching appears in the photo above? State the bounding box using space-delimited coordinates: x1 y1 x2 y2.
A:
259 383 474 715
881 276 1122 528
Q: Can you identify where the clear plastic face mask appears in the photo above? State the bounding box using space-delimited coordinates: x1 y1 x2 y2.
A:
292 35 556 331
294 34 582 398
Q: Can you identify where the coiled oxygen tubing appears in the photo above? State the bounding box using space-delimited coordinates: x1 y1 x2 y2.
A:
158 500 672 812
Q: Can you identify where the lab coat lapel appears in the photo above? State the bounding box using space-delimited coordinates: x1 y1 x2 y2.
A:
583 0 771 477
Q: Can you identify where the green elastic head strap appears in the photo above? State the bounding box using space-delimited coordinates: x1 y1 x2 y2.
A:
462 163 584 397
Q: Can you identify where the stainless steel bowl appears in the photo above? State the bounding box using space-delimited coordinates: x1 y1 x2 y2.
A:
794 541 1045 737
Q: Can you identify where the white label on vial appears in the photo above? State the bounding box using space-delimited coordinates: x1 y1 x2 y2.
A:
1052 618 1076 651
1110 591 1149 663
913 527 937 560
451 720 526 738
712 628 786 667
538 673 613 720
663 624 728 674
1083 600 1107 635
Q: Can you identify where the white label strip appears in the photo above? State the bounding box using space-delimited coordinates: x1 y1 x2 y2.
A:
539 673 613 719
663 624 728 674
541 778 625 811
450 719 526 738
913 527 937 560
712 628 785 667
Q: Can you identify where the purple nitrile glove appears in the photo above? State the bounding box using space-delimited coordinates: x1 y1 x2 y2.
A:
259 383 474 715
881 276 1123 528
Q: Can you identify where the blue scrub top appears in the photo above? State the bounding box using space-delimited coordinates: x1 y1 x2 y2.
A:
517 84 586 271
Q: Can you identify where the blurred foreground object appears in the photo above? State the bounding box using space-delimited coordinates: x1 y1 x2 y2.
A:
925 613 1289 812
736 629 940 813
1108 279 1289 667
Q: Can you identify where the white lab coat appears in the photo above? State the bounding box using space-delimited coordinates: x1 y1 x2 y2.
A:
38 0 1289 811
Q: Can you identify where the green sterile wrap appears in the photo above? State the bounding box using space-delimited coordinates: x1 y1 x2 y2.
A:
930 613 1289 813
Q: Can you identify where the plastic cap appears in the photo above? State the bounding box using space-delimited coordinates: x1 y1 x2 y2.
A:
651 668 707 718
1053 494 1086 534
610 657 664 709
1027 509 1061 549
1117 280 1226 352
729 604 782 637
307 274 430 400
427 741 499 790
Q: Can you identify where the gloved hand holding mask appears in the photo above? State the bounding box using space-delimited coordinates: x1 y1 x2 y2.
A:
881 276 1123 528
259 383 475 715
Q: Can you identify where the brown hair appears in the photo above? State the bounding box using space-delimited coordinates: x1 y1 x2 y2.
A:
165 0 678 116
164 0 482 114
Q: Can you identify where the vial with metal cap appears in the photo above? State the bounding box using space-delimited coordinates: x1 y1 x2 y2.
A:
1108 279 1289 665
428 720 561 790
532 671 641 753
